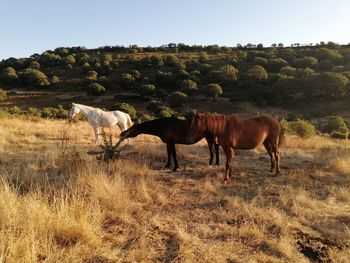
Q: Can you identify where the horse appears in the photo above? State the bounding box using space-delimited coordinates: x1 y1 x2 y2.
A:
119 117 219 172
187 113 284 182
69 103 133 144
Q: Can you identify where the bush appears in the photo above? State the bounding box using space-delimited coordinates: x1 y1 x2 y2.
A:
2 67 19 84
158 108 173 118
6 106 23 115
179 79 198 95
112 103 137 120
138 84 156 99
49 75 60 85
87 83 105 96
146 100 163 114
21 68 49 87
138 113 154 123
323 116 348 133
120 73 135 88
41 105 68 119
204 83 223 98
167 91 188 107
0 89 7 102
283 119 316 138
86 70 98 82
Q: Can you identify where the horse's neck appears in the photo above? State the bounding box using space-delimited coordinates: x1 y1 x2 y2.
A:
137 121 161 136
77 104 96 116
206 115 227 134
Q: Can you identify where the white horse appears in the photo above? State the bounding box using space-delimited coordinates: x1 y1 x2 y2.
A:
69 103 133 144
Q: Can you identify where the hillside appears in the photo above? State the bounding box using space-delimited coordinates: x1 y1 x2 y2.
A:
0 116 349 262
1 43 350 121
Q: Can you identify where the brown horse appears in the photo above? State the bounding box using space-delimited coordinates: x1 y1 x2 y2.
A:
187 113 284 182
119 117 219 171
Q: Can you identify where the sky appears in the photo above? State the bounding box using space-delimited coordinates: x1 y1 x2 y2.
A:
1 0 349 60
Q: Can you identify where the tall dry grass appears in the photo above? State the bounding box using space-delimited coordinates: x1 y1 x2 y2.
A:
0 116 349 262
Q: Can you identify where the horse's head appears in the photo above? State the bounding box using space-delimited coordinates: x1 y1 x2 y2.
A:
187 112 206 142
69 103 80 119
120 124 140 139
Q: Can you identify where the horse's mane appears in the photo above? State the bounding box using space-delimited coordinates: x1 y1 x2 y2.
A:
199 113 229 134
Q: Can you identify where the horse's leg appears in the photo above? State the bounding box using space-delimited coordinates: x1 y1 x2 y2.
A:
273 146 281 175
165 143 172 169
214 142 220 166
223 146 233 183
205 135 214 166
171 143 179 172
263 141 275 173
93 126 99 144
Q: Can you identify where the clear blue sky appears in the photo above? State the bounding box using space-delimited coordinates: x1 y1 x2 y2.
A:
1 0 349 60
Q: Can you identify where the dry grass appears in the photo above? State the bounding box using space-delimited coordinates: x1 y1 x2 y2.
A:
0 116 350 262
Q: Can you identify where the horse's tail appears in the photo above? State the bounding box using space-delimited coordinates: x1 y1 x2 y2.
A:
278 119 285 147
126 113 133 129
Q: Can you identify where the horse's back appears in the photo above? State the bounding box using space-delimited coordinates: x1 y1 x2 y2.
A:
226 115 280 149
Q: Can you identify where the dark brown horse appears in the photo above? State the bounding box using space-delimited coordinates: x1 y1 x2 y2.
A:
119 117 219 171
187 113 284 182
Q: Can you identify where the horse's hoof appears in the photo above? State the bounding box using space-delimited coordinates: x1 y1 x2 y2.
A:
222 178 229 184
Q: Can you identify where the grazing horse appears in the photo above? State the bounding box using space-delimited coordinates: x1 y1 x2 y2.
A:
69 103 133 144
187 113 284 182
119 117 219 172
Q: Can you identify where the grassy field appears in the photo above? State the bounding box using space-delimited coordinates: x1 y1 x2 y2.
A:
0 116 350 262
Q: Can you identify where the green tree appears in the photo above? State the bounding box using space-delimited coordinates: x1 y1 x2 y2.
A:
280 66 297 76
168 91 188 107
49 75 60 85
268 58 288 72
29 61 41 69
64 55 76 65
86 70 98 82
253 57 268 66
2 67 18 84
0 89 7 102
247 65 268 80
204 83 223 98
293 56 318 68
138 84 156 98
120 73 135 88
218 65 238 82
21 68 49 87
87 83 106 96
179 79 198 95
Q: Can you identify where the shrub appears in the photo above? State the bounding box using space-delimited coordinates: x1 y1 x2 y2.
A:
323 116 348 133
7 106 22 115
146 100 163 113
64 55 76 65
50 75 60 85
113 103 137 120
0 89 7 102
204 83 223 98
2 67 19 84
138 84 156 99
29 61 41 69
82 62 91 72
158 108 173 118
283 119 316 138
120 73 135 88
87 83 105 96
330 128 349 140
41 105 68 119
28 107 42 117
179 79 198 95
86 70 98 82
167 91 188 107
138 113 154 123
21 68 49 87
